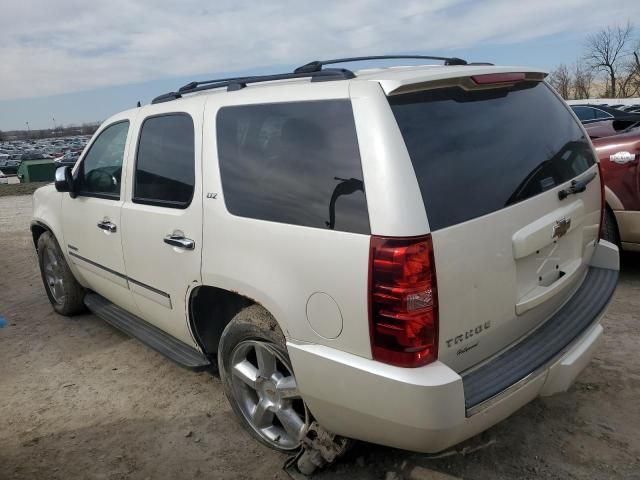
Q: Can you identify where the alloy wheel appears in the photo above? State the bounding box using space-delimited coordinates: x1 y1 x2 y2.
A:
43 246 65 305
229 340 308 450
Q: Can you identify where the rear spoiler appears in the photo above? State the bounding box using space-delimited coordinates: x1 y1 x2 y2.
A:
377 67 548 96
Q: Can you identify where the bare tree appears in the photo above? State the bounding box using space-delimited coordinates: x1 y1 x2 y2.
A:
617 61 640 97
626 39 640 97
549 63 572 99
573 62 594 99
584 22 634 97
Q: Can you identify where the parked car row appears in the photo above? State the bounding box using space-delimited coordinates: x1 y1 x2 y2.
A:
570 103 640 252
0 135 88 176
608 103 640 113
570 104 636 124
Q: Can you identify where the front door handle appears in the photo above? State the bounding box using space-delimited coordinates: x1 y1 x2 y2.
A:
97 220 117 233
164 234 195 250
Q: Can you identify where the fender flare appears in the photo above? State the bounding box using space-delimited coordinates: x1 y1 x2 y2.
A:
30 219 54 249
605 186 624 211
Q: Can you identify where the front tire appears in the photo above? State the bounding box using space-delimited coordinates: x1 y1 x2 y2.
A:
218 305 309 452
37 231 85 316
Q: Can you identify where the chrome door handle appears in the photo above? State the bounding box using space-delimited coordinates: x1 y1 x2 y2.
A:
97 220 117 233
164 234 195 250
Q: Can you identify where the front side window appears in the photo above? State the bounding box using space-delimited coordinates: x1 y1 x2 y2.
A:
77 121 129 198
133 114 195 208
216 100 369 234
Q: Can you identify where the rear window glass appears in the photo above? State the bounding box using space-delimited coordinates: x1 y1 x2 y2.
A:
217 100 369 234
389 82 595 231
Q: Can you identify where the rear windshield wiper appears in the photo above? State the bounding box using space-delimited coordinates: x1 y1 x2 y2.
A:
558 171 597 200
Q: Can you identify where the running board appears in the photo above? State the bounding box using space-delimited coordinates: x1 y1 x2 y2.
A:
84 292 211 371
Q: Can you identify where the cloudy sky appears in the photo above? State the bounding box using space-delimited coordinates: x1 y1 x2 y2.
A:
1 0 639 130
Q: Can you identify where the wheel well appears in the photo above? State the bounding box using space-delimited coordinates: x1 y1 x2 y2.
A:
189 286 255 355
604 204 621 242
30 223 49 250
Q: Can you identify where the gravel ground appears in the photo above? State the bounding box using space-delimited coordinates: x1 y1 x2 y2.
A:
0 193 639 480
0 182 51 198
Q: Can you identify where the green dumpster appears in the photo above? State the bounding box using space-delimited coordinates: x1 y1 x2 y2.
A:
17 159 57 183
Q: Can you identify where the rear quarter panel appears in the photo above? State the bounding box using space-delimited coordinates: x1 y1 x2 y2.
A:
199 82 373 358
585 120 617 139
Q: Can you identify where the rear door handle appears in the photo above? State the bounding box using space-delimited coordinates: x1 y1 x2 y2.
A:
97 220 117 233
164 234 195 250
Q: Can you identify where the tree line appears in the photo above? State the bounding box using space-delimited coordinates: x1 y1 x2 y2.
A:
549 21 640 100
0 122 101 142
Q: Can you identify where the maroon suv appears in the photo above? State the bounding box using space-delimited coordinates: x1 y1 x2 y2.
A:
592 127 640 251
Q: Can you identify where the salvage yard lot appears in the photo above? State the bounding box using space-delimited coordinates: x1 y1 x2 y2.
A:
1 193 639 480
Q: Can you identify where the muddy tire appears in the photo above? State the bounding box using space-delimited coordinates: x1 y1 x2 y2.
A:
37 231 85 316
602 208 620 246
218 305 309 452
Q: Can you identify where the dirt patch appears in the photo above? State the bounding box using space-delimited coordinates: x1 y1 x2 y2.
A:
0 182 51 198
1 194 639 479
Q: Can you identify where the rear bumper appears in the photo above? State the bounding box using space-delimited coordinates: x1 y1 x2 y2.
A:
289 321 604 452
462 265 617 414
288 241 619 453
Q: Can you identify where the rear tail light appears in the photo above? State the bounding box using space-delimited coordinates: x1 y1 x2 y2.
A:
598 162 606 240
368 234 438 367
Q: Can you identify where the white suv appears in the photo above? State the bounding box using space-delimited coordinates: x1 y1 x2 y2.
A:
32 55 619 463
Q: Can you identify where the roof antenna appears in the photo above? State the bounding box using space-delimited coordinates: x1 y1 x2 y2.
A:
136 101 141 107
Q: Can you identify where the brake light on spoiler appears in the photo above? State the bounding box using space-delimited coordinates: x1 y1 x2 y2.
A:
471 72 527 85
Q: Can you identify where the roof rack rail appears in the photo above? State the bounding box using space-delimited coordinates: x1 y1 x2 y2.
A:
151 68 354 104
151 54 471 104
294 55 468 74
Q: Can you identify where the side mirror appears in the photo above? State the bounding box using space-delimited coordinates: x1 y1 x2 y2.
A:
54 166 77 197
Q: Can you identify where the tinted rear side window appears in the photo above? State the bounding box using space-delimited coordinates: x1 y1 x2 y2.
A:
572 106 594 121
217 100 369 234
594 108 613 119
389 82 595 231
134 114 195 208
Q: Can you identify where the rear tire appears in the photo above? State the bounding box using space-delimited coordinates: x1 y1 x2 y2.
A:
218 305 309 452
602 207 620 246
37 231 85 316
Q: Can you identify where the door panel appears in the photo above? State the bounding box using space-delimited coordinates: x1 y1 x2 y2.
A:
120 108 203 347
64 198 126 286
63 118 138 313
